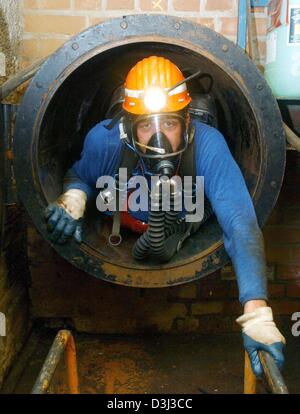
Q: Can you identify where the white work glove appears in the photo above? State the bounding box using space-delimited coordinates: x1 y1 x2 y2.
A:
44 189 87 244
236 306 286 377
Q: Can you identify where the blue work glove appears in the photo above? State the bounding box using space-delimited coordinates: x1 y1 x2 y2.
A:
236 306 286 377
44 189 87 244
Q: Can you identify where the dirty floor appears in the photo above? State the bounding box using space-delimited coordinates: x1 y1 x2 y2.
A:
1 327 299 394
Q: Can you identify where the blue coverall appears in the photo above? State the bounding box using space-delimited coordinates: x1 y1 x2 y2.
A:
64 118 268 306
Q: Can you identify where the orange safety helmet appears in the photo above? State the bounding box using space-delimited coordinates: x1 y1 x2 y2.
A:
123 56 191 115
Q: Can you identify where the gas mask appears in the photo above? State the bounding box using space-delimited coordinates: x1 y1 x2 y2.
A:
130 112 189 177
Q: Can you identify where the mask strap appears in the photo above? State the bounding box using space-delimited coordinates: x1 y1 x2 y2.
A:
105 108 125 131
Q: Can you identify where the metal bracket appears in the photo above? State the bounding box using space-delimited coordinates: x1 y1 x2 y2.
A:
1 104 19 205
238 0 248 50
238 0 269 50
250 0 269 7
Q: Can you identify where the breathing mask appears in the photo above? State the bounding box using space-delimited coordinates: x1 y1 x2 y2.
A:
131 112 188 176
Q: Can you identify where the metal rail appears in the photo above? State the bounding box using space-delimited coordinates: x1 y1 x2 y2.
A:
259 350 289 394
244 351 289 394
244 352 257 394
31 330 79 394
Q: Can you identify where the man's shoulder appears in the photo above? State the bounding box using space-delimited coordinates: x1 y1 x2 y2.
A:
193 120 229 153
193 119 223 140
87 119 119 139
84 119 120 151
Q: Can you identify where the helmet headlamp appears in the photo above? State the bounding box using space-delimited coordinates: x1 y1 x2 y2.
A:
144 87 167 112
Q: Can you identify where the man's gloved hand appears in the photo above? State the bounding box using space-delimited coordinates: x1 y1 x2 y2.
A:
236 306 286 377
44 189 87 244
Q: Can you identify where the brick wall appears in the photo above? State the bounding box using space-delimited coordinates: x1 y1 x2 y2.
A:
262 151 300 322
2 1 299 336
19 0 268 70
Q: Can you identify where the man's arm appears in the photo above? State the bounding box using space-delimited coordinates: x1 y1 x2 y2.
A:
196 123 285 376
64 122 114 199
244 299 267 313
45 122 111 243
196 124 267 305
63 167 95 201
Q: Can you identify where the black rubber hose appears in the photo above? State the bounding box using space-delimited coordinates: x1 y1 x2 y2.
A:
132 189 180 261
147 210 166 255
132 184 214 262
131 230 150 260
132 206 166 260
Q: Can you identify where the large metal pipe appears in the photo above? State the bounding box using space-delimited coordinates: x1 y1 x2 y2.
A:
13 14 286 287
0 57 47 101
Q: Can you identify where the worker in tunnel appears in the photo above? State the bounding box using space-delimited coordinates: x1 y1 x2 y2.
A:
44 55 285 377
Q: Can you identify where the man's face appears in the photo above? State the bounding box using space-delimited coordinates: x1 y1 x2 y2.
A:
135 115 183 153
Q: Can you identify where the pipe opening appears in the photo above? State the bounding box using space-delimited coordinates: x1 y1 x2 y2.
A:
36 41 261 269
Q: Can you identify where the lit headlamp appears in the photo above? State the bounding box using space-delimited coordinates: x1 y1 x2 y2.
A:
144 87 167 112
142 68 201 113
